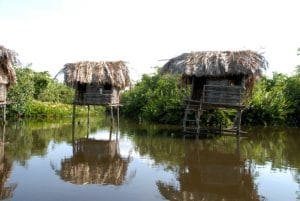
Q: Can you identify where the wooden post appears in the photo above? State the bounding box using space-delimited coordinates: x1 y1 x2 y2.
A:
3 105 6 123
117 106 120 127
72 104 76 126
109 125 113 141
87 105 90 138
1 123 5 156
72 118 75 154
236 110 242 135
110 105 114 126
87 105 90 124
236 135 241 161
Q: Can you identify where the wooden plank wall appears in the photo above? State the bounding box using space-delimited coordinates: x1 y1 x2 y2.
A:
203 85 243 106
74 85 119 105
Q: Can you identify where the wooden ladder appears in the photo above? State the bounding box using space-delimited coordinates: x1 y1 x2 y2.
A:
183 100 203 136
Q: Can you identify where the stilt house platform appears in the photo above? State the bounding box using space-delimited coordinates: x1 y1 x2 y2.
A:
161 50 267 136
0 46 17 121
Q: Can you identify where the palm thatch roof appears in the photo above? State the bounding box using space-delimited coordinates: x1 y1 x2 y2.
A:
161 50 267 80
0 46 17 88
63 61 130 90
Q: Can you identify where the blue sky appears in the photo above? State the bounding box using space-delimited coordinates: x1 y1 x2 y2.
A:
1 0 300 80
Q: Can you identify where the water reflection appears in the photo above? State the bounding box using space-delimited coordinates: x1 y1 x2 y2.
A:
0 118 299 201
0 125 17 201
156 137 260 201
58 124 130 185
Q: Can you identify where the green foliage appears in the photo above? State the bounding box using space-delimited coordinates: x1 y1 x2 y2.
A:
7 67 35 116
243 71 300 126
122 73 189 124
7 66 92 118
285 71 300 125
243 73 293 125
32 71 51 99
38 80 74 104
24 100 104 118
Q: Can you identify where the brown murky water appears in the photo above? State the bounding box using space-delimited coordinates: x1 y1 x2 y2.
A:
0 118 299 201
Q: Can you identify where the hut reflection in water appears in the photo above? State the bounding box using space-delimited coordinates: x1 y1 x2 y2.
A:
0 124 17 201
59 124 130 185
157 137 260 201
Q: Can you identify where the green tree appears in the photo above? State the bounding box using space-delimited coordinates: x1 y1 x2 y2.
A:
244 73 294 125
38 80 74 103
32 71 51 99
7 67 35 117
122 72 189 123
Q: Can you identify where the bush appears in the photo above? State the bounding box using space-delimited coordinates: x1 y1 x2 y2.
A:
7 66 75 117
7 67 35 117
122 73 189 124
243 73 294 125
24 100 105 118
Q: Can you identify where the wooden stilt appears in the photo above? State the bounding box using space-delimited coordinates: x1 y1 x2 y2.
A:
109 125 113 141
3 105 6 123
236 110 242 135
110 105 114 126
87 105 90 124
1 123 5 155
117 106 120 127
72 104 76 126
87 105 90 138
72 119 75 155
236 136 241 160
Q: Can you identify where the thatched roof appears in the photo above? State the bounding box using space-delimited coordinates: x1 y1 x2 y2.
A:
161 50 268 79
63 61 130 89
0 46 17 88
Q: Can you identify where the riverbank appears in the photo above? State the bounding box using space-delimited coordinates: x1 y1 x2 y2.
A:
7 100 105 119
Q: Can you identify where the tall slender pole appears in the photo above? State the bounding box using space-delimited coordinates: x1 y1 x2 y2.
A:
72 104 76 126
236 110 242 135
3 105 6 123
236 135 241 161
72 118 75 155
109 125 113 141
87 105 90 138
110 105 114 126
117 106 120 128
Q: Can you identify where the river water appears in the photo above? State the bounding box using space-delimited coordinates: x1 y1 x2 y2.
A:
0 117 299 201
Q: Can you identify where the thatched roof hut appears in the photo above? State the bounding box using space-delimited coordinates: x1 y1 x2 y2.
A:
0 46 17 102
161 50 267 86
63 61 130 90
161 50 268 95
62 61 130 105
161 50 268 135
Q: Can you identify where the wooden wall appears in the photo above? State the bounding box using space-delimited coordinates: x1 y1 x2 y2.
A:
74 84 119 105
191 77 244 107
0 84 6 102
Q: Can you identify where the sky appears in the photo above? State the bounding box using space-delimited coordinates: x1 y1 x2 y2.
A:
0 0 300 81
